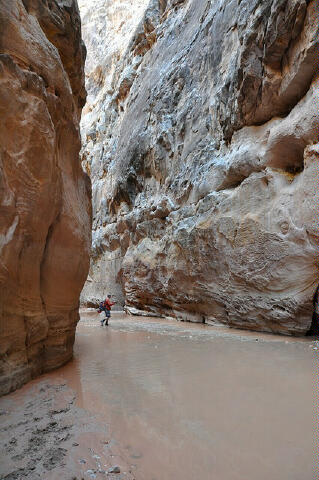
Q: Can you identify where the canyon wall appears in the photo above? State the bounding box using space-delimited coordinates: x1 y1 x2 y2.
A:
79 0 151 306
0 0 91 395
81 0 319 335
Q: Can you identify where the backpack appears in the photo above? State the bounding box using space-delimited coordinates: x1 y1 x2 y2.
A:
97 301 104 313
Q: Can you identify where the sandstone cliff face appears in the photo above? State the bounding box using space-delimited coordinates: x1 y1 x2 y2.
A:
79 0 151 306
81 0 319 335
0 0 91 395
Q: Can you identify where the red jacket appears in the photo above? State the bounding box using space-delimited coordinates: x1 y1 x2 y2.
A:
103 299 115 310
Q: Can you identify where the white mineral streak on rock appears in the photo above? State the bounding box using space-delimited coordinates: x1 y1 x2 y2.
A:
80 0 319 335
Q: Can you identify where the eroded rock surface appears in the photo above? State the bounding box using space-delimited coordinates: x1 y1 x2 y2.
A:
0 0 91 395
79 0 151 306
80 0 319 335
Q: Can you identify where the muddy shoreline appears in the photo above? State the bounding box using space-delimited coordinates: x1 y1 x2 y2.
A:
0 378 135 480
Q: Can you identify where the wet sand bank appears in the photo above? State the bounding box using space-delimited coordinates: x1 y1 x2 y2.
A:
0 376 134 480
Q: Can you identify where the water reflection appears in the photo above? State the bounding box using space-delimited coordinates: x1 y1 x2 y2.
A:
62 312 315 480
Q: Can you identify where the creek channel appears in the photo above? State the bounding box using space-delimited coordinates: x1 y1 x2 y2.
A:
67 310 315 480
0 310 315 480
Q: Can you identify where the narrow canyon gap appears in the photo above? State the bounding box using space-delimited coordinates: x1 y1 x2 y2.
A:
0 0 91 395
80 0 319 335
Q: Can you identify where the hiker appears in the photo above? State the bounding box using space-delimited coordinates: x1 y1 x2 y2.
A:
98 295 115 326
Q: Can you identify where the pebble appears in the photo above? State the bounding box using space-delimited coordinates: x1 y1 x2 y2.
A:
108 465 121 474
79 459 87 464
86 469 97 478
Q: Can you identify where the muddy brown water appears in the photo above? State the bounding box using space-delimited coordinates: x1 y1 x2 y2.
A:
64 311 315 480
1 311 316 479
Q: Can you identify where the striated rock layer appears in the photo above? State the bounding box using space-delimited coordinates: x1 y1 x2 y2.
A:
0 0 91 395
81 0 319 335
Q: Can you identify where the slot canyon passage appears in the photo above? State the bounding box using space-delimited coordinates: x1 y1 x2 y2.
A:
0 0 318 479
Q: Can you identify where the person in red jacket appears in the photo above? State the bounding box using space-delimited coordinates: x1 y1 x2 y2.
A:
99 295 115 326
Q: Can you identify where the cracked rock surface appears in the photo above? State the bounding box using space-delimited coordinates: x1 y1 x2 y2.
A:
80 0 319 335
0 0 91 395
